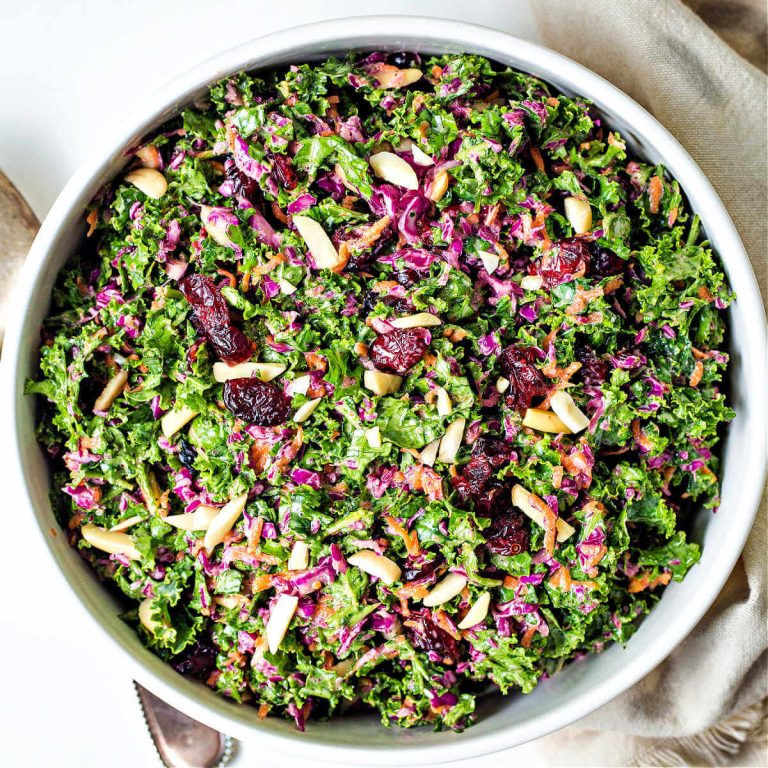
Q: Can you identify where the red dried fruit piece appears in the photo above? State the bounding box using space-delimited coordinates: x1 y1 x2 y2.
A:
453 456 492 501
267 151 298 191
539 238 590 287
405 608 460 664
180 274 252 365
498 345 548 411
225 164 259 200
484 509 530 556
588 245 625 277
369 327 430 375
222 377 291 426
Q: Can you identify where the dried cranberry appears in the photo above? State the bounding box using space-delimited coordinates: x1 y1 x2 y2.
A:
575 344 609 385
369 327 430 375
180 274 252 365
405 609 460 664
453 456 492 501
472 437 512 469
178 438 197 470
475 482 514 519
498 345 548 411
223 377 291 426
484 510 530 556
589 245 625 277
225 164 259 200
267 151 297 191
539 238 590 287
172 637 217 681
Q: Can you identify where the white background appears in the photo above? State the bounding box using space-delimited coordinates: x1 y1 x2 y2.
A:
0 2 555 766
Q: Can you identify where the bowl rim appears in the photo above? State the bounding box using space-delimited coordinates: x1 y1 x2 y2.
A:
3 15 766 765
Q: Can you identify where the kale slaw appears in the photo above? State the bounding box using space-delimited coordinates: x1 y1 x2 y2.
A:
27 52 733 731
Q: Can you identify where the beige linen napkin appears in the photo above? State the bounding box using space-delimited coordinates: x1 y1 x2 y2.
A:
523 0 767 765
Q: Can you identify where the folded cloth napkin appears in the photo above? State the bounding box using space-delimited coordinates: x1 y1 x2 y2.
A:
522 0 767 764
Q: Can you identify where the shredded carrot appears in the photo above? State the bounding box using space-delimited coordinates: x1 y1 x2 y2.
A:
566 285 604 316
698 285 715 302
530 146 545 173
385 515 420 557
217 268 236 287
631 419 653 452
542 505 557 556
251 573 274 592
432 609 461 640
354 342 369 356
257 703 271 718
648 175 663 214
270 201 288 224
397 582 430 601
628 570 672 593
86 209 98 237
520 624 538 648
503 575 519 589
689 360 704 388
549 566 572 591
251 252 286 276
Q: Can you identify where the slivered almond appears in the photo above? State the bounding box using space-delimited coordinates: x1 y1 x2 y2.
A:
438 417 465 464
266 594 299 654
427 169 450 202
109 515 144 533
293 398 322 423
94 369 129 412
136 145 162 170
212 362 286 383
550 390 590 433
420 438 440 467
214 595 242 610
520 274 544 291
458 592 491 629
435 387 453 417
479 251 499 274
523 407 573 434
287 540 310 571
399 139 434 166
423 573 467 607
370 66 423 89
334 163 357 193
200 205 235 247
369 152 419 190
564 196 593 234
161 405 198 439
164 505 219 532
81 524 141 560
390 312 442 329
366 426 382 449
363 370 402 396
138 598 166 634
203 493 248 553
512 484 575 542
125 168 167 199
348 550 402 585
290 375 312 396
496 377 510 393
293 215 342 270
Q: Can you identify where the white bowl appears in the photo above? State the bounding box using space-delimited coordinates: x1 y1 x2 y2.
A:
3 16 766 765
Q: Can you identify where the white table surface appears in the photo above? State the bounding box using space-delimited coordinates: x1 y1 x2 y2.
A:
0 3 568 766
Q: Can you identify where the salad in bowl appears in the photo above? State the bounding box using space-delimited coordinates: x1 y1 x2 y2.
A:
27 51 733 732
